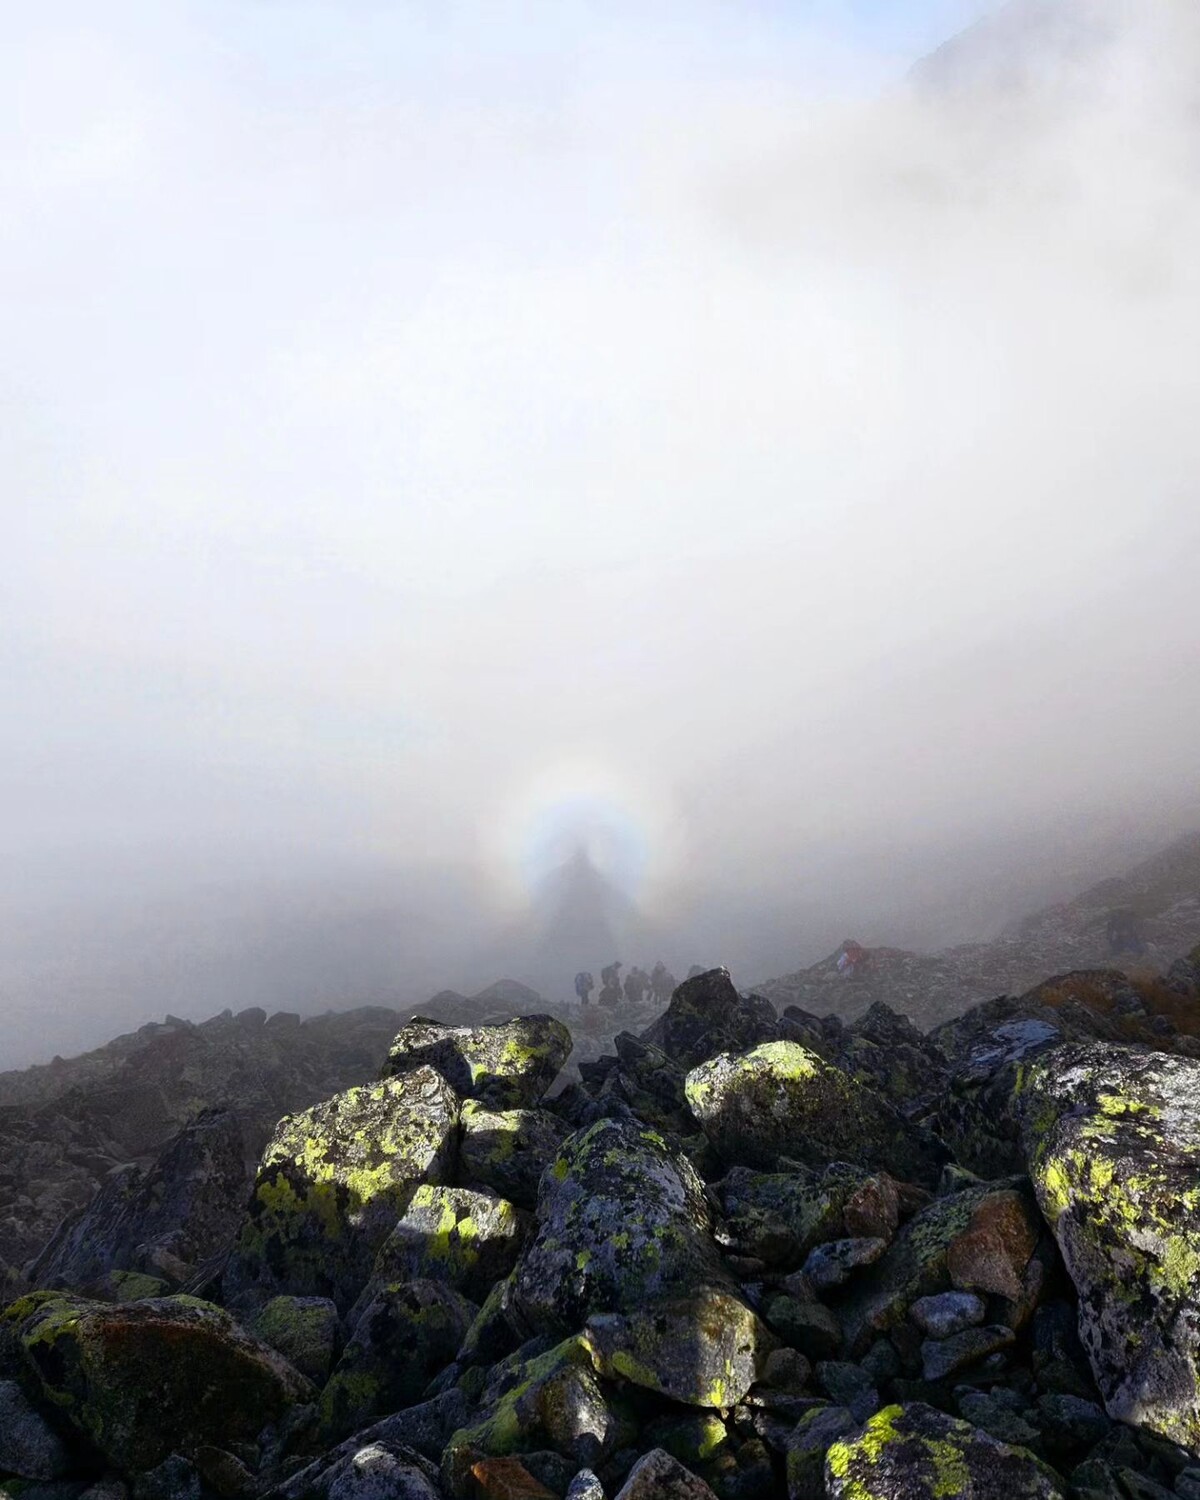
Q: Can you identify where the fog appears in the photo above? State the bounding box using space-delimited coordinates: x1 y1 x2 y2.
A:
4 0 1200 1067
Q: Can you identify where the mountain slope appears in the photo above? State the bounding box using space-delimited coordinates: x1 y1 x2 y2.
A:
756 830 1200 1028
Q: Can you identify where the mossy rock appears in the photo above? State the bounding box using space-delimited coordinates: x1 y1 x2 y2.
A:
825 1402 1065 1498
458 1103 568 1211
318 1280 476 1442
1020 1043 1200 1451
584 1286 777 1409
382 1016 572 1109
685 1041 946 1186
224 1066 458 1312
6 1293 312 1472
101 1271 172 1303
512 1116 732 1337
351 1186 530 1317
441 1336 633 1498
251 1295 339 1385
717 1163 869 1268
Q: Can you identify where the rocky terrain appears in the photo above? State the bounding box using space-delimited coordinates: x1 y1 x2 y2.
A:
0 985 556 1291
4 937 1200 1498
756 832 1200 1031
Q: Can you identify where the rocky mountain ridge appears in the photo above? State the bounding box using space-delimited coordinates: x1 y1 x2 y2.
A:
0 987 536 1288
3 943 1200 1498
756 831 1200 1031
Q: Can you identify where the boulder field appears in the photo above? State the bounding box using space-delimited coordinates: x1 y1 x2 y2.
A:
5 960 1200 1499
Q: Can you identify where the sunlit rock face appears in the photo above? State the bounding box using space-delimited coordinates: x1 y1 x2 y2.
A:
1021 1043 1200 1451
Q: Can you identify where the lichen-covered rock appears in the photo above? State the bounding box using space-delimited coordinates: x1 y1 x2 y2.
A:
382 1016 571 1109
512 1117 730 1336
0 1376 71 1479
1021 1043 1200 1451
838 1179 1037 1355
319 1280 476 1441
612 1448 719 1499
933 1009 1065 1179
638 969 778 1071
584 1287 777 1409
717 1164 869 1267
224 1067 458 1312
835 1003 951 1115
785 1404 857 1500
352 1186 530 1315
459 1103 569 1211
824 1402 1065 1498
441 1337 633 1498
685 1042 945 1185
5 1293 312 1472
251 1295 340 1385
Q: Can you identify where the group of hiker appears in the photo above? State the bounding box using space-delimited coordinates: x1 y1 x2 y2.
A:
573 960 677 1009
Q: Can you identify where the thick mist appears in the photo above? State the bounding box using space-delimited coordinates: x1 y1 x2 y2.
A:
3 0 1200 1067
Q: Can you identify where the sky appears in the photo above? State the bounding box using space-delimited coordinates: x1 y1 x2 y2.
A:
4 0 1200 1064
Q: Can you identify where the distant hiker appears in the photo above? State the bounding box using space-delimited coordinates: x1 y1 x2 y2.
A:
574 970 595 1006
601 960 622 992
623 967 648 1005
598 977 621 1008
837 940 869 979
1106 908 1146 957
650 962 676 1004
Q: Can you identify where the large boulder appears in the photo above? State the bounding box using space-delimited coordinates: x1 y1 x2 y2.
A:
685 1041 946 1185
223 1068 458 1312
319 1280 476 1440
639 969 777 1070
584 1286 777 1408
351 1186 530 1316
458 1103 569 1211
717 1163 894 1268
28 1108 247 1293
251 1294 340 1385
512 1117 731 1336
824 1402 1064 1498
835 1003 951 1114
381 1016 572 1109
4 1292 312 1472
1021 1043 1200 1451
